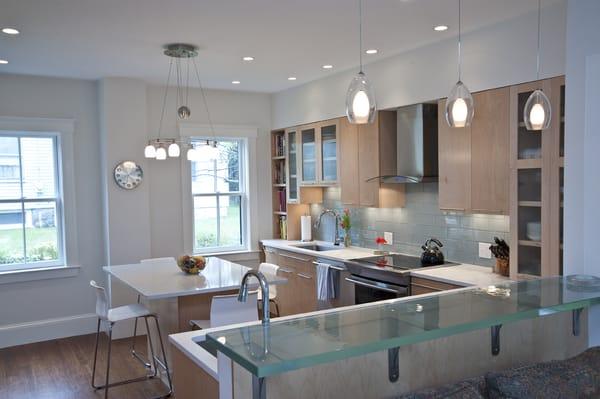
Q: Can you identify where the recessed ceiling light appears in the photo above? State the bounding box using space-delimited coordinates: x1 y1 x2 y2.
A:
365 49 378 55
434 25 449 32
0 59 8 64
288 76 297 81
242 56 254 61
322 64 333 69
231 80 241 84
1 28 19 35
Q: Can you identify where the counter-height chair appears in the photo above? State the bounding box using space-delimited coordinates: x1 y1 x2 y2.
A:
189 291 259 330
90 280 172 399
258 262 281 317
131 257 177 367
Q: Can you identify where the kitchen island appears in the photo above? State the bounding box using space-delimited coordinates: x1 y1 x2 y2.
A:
170 276 595 399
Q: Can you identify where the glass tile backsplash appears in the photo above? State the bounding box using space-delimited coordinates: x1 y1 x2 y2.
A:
310 183 509 267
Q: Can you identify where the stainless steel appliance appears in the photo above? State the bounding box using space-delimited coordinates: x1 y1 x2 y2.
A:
313 258 355 309
345 254 458 304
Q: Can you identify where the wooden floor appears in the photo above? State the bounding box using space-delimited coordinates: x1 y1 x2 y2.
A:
0 334 174 399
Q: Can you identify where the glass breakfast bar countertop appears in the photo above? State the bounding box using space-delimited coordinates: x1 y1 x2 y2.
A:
205 276 600 380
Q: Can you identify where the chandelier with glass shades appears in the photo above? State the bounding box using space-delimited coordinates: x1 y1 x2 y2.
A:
145 43 219 161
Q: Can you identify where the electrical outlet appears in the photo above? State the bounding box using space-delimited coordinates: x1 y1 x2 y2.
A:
384 232 393 245
478 242 492 259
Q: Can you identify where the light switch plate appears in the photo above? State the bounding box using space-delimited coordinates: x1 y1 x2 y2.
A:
384 232 393 245
478 242 492 259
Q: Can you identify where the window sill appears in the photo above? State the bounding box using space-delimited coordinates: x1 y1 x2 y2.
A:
0 265 80 285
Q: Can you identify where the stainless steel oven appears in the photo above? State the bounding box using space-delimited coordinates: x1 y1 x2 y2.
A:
345 275 408 304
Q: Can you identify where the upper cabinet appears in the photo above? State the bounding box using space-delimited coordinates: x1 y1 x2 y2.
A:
438 87 510 214
285 128 299 203
340 111 405 208
298 119 340 186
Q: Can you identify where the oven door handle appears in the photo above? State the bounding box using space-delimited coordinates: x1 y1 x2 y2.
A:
345 276 406 294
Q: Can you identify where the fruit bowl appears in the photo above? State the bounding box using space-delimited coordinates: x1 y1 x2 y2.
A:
177 255 207 274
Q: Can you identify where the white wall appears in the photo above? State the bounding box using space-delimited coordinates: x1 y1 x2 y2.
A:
272 1 566 129
0 74 105 347
564 0 600 346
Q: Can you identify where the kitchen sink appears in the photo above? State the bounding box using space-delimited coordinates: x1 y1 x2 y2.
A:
292 243 339 252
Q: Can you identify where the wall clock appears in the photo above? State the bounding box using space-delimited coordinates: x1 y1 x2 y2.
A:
113 161 143 190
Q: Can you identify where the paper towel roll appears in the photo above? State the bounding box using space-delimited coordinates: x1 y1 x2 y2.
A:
301 215 312 242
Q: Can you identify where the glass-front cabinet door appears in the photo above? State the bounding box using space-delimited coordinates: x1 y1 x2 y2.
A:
300 125 317 184
319 121 339 184
285 129 299 203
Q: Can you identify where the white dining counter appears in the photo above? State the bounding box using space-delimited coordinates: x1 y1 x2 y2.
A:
103 257 286 300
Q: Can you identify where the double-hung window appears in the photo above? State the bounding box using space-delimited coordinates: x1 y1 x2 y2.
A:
191 138 246 253
0 133 63 271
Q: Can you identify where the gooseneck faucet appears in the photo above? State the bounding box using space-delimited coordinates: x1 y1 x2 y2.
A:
238 270 270 323
315 209 342 246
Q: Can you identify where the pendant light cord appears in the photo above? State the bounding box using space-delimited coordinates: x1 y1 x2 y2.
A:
457 0 462 82
359 0 363 73
192 57 217 144
157 57 174 140
536 0 541 80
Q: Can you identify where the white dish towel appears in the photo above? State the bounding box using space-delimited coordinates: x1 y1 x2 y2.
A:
316 262 337 301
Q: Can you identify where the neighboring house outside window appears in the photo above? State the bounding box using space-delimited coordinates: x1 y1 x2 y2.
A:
0 133 63 271
191 138 246 253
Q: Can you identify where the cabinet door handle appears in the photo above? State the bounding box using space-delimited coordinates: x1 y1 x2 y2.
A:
312 261 347 271
280 253 312 262
297 273 313 280
278 268 294 274
441 207 466 212
471 208 504 214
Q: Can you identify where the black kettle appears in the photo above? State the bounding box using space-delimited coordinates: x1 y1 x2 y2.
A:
421 238 445 266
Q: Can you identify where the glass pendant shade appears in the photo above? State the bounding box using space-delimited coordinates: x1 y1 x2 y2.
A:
144 144 156 158
168 142 180 157
155 146 167 160
345 72 376 124
186 147 197 161
524 89 551 131
445 81 474 128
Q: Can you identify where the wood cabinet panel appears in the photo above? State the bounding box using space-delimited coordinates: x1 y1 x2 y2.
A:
438 99 471 211
470 88 510 214
358 118 380 207
411 277 463 292
339 117 360 205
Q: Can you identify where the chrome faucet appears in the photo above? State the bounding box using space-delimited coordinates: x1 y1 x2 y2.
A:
238 270 270 323
315 209 342 246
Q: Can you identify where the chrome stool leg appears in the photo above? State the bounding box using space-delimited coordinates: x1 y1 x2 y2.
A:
151 315 173 396
131 295 152 369
91 318 101 389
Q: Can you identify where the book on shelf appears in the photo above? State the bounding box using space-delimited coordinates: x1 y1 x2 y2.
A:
278 189 287 212
279 216 287 240
274 134 286 157
273 161 286 185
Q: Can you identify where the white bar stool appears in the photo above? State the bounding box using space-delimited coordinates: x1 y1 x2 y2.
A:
130 257 176 367
258 262 281 317
90 280 172 399
190 291 259 329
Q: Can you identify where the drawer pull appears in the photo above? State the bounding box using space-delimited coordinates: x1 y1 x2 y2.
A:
280 253 312 262
278 268 294 274
297 273 313 280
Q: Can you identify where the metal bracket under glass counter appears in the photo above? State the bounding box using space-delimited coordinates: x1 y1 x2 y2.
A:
207 276 600 398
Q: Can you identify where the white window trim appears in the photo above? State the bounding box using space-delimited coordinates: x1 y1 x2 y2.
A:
0 117 80 283
179 123 259 255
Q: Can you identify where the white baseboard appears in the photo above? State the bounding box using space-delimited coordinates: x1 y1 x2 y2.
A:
0 313 99 349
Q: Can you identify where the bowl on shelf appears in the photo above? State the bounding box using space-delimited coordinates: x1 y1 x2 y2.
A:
177 255 207 274
526 222 542 241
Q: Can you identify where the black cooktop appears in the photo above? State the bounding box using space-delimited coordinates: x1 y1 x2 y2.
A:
357 254 449 270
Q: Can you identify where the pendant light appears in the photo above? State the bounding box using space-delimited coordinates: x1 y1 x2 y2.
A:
524 0 551 131
345 0 376 124
445 0 474 128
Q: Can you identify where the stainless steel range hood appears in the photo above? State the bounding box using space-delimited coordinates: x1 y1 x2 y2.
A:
367 103 438 184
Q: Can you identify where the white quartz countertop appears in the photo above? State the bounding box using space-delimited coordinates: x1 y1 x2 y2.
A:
103 257 287 300
261 239 377 261
410 263 510 287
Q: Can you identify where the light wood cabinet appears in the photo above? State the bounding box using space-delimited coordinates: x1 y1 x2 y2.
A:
410 276 463 295
298 119 340 186
438 87 510 214
340 111 405 208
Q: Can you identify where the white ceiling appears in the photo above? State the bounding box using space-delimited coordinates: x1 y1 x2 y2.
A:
0 0 561 93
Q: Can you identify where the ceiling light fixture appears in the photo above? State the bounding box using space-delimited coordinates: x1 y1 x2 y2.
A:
144 43 218 161
242 56 254 61
433 25 449 32
1 28 19 35
445 0 474 128
288 76 297 81
365 49 378 54
524 0 551 131
0 59 7 64
345 0 376 124
232 80 241 84
322 64 333 69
